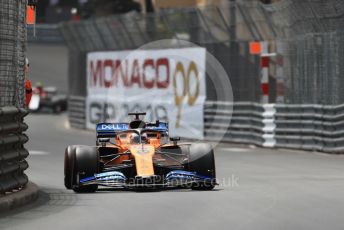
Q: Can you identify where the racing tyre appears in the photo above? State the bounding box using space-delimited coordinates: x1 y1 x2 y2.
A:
53 104 62 114
64 145 78 189
188 143 216 190
71 146 99 193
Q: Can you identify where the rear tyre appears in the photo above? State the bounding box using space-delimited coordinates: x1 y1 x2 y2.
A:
64 145 77 189
71 146 99 193
53 104 62 114
187 143 216 190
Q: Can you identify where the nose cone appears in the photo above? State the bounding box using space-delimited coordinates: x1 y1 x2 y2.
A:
130 145 155 177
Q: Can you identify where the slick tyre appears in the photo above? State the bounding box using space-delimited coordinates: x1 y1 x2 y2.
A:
71 146 99 193
53 104 62 114
187 143 216 190
64 145 77 189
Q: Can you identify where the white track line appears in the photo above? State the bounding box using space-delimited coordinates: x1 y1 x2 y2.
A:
217 147 250 152
64 119 70 129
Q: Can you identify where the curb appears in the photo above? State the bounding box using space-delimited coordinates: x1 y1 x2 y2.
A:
0 182 39 212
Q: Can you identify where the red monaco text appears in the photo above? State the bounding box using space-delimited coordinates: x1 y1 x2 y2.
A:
89 58 170 89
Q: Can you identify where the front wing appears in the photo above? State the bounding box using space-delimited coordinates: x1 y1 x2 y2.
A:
78 170 217 188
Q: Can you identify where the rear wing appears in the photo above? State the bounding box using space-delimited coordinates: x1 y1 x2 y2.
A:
145 122 169 133
96 123 129 138
96 122 169 138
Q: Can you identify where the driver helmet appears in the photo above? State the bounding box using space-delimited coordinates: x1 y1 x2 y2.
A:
141 133 148 143
130 133 148 144
130 133 140 144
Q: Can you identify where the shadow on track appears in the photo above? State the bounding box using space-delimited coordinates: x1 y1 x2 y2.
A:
0 187 77 223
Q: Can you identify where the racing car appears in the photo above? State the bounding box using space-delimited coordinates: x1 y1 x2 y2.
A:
64 112 217 192
29 84 67 113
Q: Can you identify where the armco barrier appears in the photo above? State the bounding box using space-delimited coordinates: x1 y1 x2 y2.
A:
67 99 344 154
206 102 344 153
27 24 64 44
204 101 265 146
274 104 344 153
68 96 86 129
0 107 29 193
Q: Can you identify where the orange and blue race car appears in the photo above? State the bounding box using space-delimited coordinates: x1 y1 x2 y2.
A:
64 112 217 192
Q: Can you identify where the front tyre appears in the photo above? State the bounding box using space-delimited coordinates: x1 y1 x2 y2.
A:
188 143 216 190
64 145 78 189
71 146 99 193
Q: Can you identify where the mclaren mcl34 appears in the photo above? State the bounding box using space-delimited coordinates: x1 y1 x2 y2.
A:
64 112 217 192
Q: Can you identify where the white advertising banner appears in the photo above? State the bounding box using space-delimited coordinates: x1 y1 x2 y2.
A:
86 47 206 139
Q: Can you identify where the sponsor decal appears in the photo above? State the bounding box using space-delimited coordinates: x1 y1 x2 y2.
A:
86 48 206 139
96 123 129 132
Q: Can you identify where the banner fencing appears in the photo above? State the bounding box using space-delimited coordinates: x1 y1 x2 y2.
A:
86 47 206 139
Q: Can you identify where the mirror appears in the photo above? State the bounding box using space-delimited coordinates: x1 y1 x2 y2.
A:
98 138 110 146
170 137 180 145
98 138 110 143
170 137 181 142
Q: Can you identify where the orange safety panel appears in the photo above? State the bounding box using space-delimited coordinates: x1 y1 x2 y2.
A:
27 6 35 25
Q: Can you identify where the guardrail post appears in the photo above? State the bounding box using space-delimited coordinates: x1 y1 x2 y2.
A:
262 104 276 147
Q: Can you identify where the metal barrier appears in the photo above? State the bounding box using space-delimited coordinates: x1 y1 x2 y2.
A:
205 102 344 153
0 107 29 193
274 104 344 153
204 101 265 146
68 96 86 129
27 24 65 44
